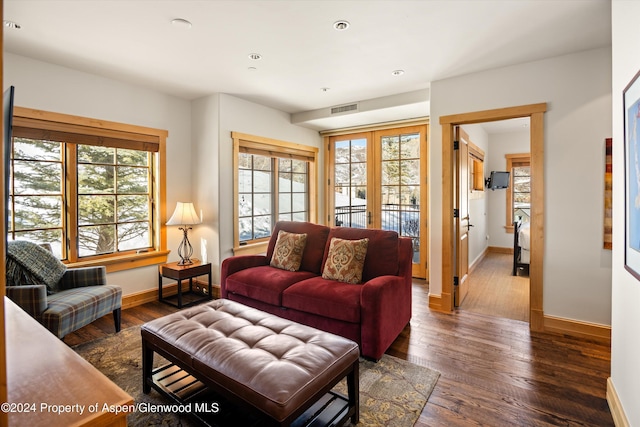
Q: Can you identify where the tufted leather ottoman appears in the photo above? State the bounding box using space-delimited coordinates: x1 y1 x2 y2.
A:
141 299 359 426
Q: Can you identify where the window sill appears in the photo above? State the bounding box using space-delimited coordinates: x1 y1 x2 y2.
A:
66 250 171 273
233 242 268 256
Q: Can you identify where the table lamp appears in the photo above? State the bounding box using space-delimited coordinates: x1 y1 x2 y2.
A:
166 202 201 265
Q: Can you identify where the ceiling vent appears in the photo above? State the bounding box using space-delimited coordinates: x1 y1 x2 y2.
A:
331 103 359 115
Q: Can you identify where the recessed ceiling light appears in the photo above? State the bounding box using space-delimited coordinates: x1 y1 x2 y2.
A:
248 53 262 60
171 18 192 29
4 20 21 30
333 20 350 31
392 70 405 76
248 67 257 71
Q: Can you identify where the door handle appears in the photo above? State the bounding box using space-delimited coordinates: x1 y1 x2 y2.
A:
367 211 372 225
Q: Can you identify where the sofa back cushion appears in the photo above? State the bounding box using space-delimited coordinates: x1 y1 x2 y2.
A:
322 228 399 282
266 221 330 274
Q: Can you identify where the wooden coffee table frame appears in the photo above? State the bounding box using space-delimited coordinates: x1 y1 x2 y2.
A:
142 337 359 427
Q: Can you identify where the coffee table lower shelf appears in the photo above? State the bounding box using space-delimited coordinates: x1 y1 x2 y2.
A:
147 363 351 427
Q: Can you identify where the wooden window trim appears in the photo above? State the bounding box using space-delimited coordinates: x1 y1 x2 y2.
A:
232 132 318 253
505 153 531 233
468 140 485 194
12 106 169 272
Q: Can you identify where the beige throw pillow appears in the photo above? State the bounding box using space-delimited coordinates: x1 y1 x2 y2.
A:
270 230 308 271
322 237 369 284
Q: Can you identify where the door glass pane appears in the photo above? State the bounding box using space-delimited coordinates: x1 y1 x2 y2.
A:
334 138 367 228
401 160 420 185
381 132 421 263
382 161 400 185
381 136 400 160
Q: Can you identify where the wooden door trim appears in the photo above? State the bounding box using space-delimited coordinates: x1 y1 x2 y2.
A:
439 103 547 331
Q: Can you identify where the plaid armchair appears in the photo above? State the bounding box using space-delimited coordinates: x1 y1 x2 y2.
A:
5 241 122 339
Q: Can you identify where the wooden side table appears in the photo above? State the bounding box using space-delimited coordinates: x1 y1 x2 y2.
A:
158 260 212 309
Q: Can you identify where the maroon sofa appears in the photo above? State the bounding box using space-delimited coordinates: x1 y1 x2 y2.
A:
220 221 412 360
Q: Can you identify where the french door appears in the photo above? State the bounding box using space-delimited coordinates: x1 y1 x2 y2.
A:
325 125 428 278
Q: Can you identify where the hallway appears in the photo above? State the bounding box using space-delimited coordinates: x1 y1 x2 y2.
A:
460 251 529 322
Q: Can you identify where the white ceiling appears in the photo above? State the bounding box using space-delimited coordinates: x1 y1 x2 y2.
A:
3 0 611 131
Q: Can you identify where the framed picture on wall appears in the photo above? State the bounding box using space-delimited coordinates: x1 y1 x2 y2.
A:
624 69 640 280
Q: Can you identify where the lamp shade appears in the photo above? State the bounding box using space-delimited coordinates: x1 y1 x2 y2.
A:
166 202 201 226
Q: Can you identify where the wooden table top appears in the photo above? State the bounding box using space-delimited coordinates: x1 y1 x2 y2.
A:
5 297 133 427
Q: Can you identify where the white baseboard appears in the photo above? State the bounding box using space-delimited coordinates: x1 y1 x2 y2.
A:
607 377 630 427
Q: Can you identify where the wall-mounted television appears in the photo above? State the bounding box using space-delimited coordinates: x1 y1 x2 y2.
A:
485 171 510 190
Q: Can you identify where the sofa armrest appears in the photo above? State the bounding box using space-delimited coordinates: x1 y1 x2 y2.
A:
360 275 412 360
220 255 269 298
6 285 48 317
58 266 107 290
359 237 413 360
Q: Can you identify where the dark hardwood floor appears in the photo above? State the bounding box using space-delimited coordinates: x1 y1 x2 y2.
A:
66 279 614 426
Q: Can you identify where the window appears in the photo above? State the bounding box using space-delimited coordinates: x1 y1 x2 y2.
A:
505 153 531 232
8 107 169 271
468 142 485 194
233 132 318 254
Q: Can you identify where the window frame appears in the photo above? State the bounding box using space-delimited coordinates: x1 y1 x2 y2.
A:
468 141 485 196
505 153 531 233
232 132 318 255
10 106 169 272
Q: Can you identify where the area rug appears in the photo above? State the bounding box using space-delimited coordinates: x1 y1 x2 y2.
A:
73 326 439 426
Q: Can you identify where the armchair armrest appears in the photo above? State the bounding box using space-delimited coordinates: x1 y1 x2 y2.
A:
220 255 268 298
6 285 48 317
58 266 107 290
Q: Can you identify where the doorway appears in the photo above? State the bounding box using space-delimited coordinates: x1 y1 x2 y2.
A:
454 119 531 322
440 103 546 331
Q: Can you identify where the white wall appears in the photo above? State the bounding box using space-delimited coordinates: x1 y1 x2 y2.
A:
486 130 530 249
3 53 193 295
611 1 640 424
430 47 612 326
461 124 489 265
191 93 322 283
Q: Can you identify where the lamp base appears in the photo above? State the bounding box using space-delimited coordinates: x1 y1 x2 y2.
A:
176 226 194 266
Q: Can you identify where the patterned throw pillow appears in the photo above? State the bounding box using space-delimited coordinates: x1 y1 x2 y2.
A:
270 231 308 271
322 237 369 284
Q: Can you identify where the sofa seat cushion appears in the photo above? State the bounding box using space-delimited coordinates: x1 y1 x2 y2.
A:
282 277 362 323
225 266 317 306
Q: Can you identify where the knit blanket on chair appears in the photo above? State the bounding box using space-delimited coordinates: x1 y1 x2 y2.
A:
6 241 67 292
